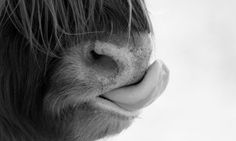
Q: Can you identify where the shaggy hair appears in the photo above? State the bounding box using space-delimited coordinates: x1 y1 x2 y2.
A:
0 0 152 141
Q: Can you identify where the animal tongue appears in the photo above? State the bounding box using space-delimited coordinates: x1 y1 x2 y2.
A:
102 60 169 111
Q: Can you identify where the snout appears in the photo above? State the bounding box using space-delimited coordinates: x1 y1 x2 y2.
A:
87 34 153 91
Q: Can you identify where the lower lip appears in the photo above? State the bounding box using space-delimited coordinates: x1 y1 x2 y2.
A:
94 96 140 118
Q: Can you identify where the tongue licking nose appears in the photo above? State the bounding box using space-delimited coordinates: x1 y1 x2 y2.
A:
102 60 169 111
92 34 169 112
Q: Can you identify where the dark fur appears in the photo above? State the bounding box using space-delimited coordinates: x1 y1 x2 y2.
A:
0 0 152 141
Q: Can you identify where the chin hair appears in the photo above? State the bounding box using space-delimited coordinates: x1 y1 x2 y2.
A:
46 103 133 141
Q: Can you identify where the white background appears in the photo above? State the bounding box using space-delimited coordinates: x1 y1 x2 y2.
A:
100 0 236 141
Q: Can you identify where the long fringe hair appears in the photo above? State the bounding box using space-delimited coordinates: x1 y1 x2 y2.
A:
0 0 152 56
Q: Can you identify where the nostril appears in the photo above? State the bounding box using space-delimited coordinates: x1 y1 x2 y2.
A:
90 50 102 60
89 50 119 78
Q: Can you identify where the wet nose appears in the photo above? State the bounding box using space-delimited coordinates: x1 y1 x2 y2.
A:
87 35 152 90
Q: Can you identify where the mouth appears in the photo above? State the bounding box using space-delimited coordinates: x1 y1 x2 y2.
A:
95 95 140 118
94 60 169 118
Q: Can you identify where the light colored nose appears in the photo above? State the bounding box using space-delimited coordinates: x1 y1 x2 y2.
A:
89 34 152 91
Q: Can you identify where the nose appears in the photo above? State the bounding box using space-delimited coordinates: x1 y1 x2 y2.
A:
87 34 152 91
